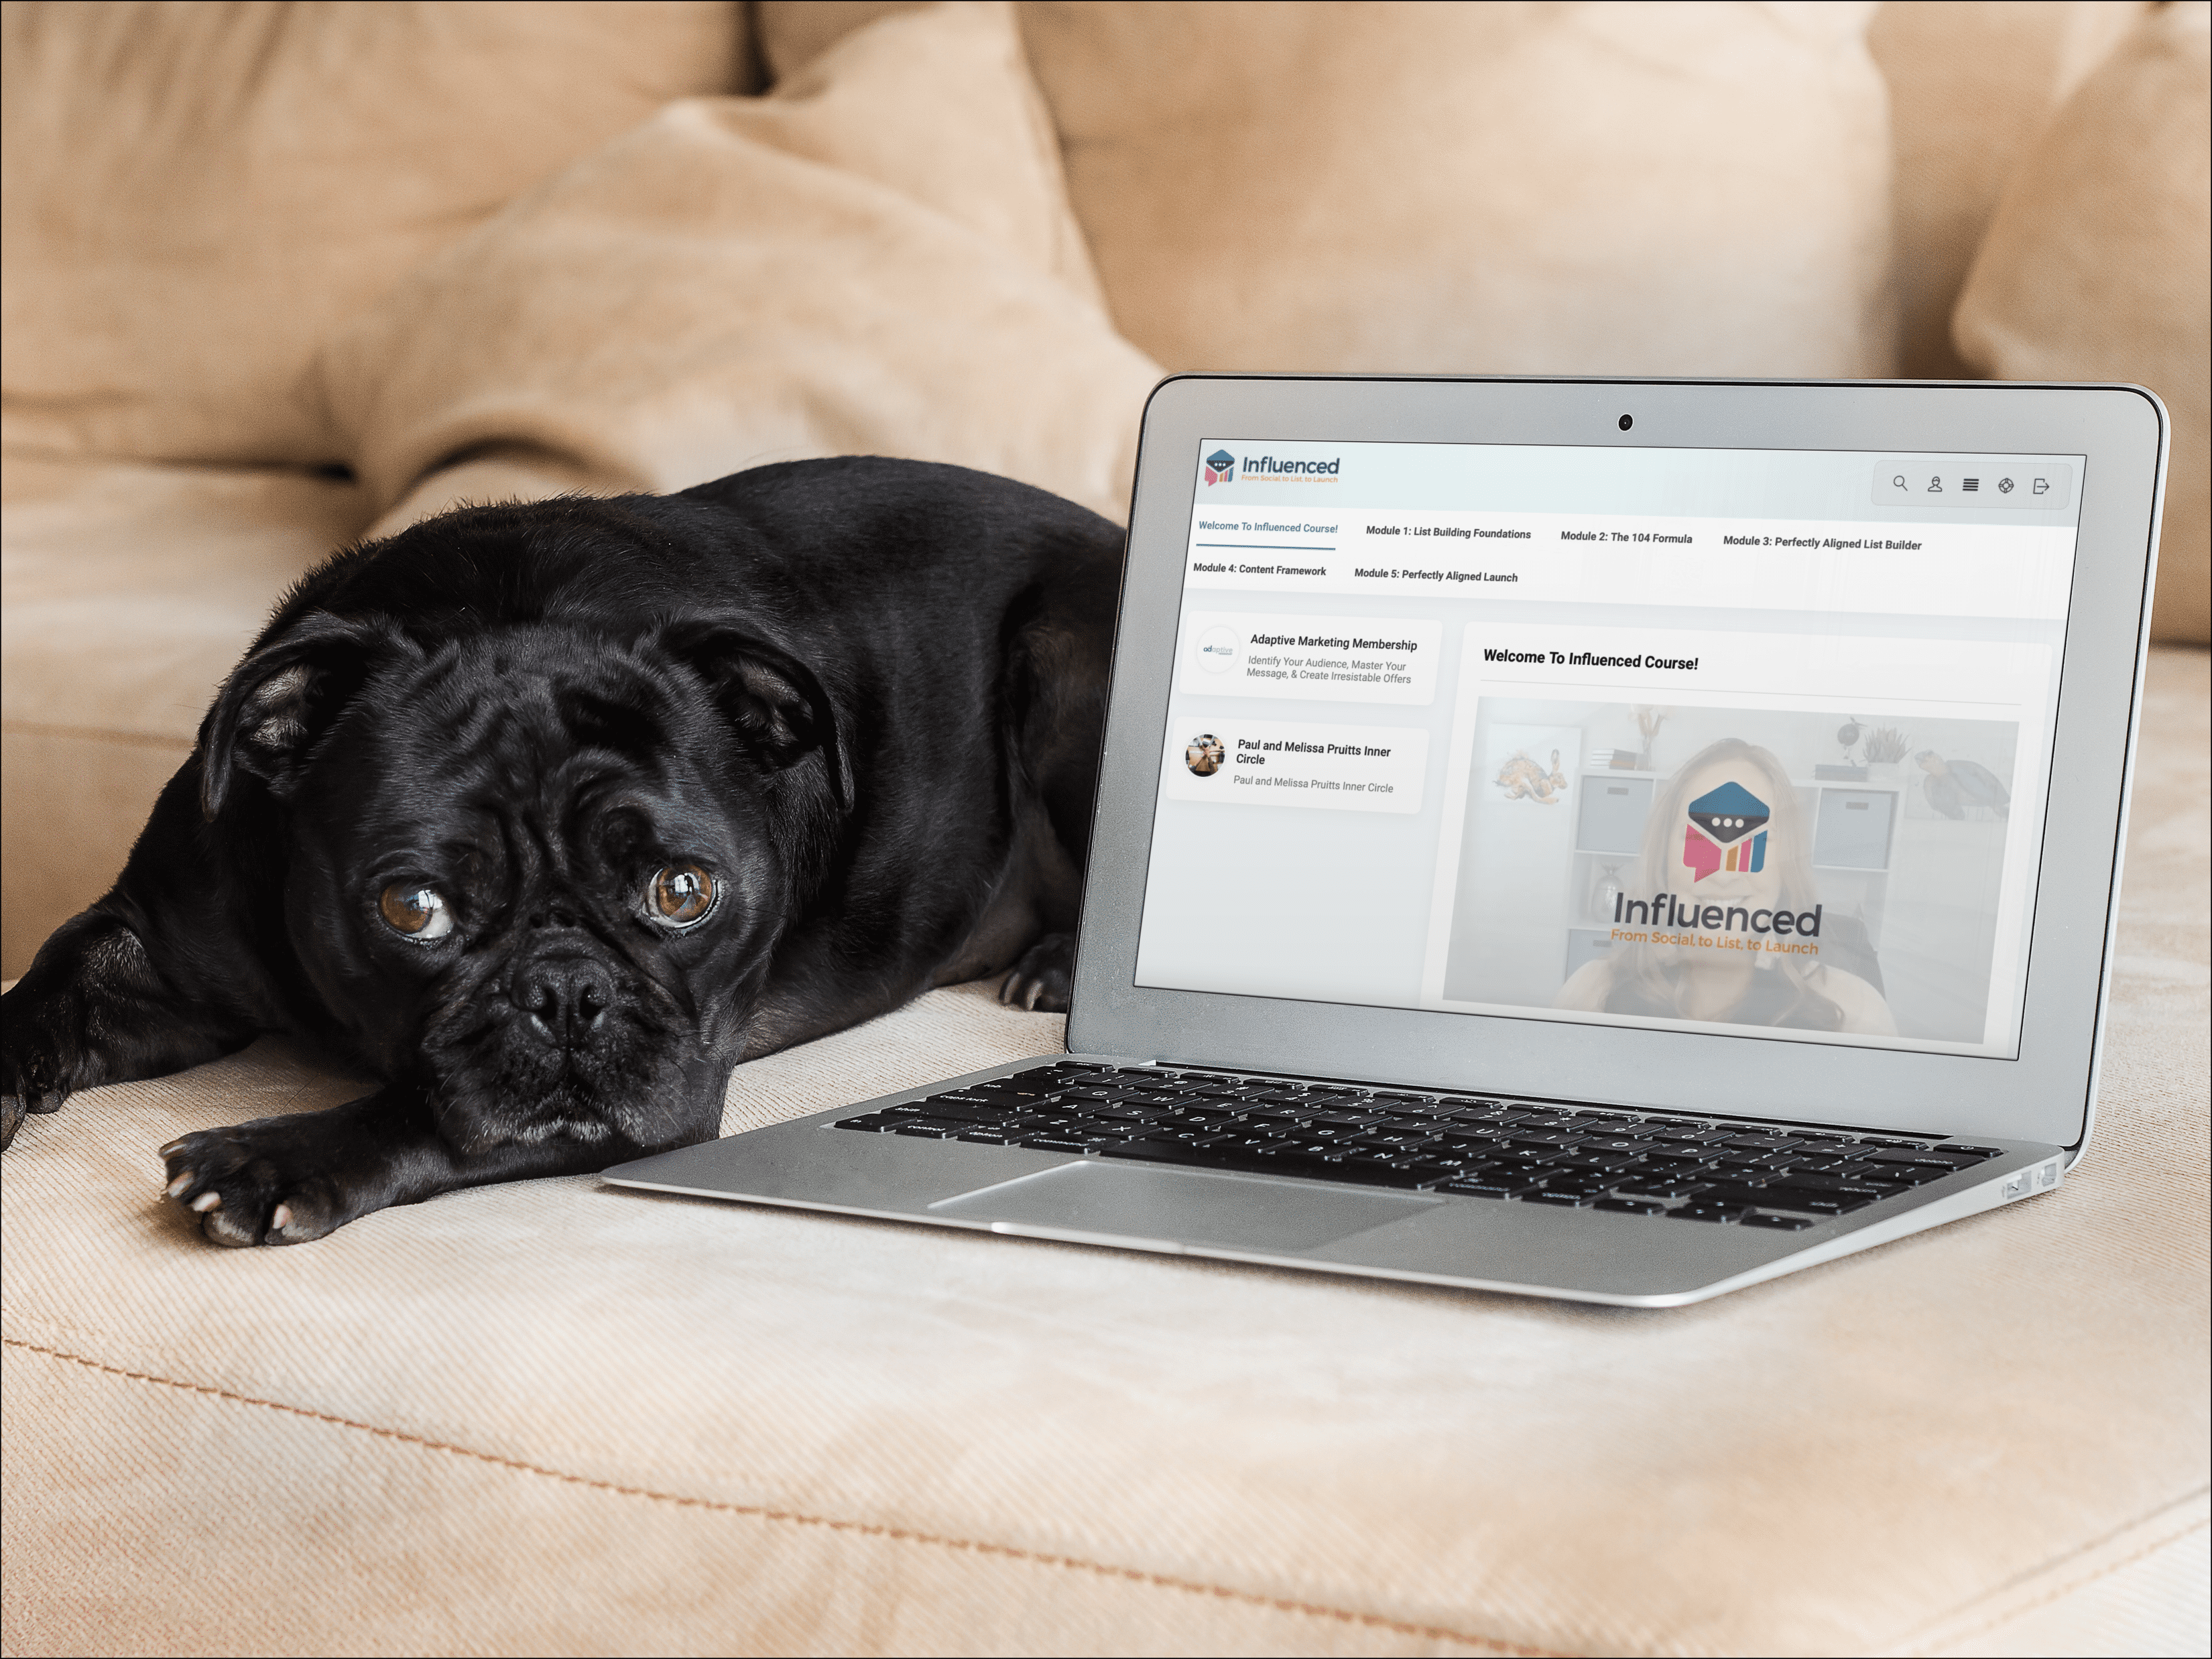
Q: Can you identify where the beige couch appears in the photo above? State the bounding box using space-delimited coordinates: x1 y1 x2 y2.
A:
4 5 2207 1653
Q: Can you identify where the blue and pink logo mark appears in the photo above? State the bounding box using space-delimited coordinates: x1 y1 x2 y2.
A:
1203 448 1236 486
1682 781 1768 882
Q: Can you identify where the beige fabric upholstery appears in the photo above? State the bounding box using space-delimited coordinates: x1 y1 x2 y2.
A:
0 456 371 977
760 0 929 84
1869 1 2150 381
326 1 1152 535
1017 2 1895 380
765 3 1896 379
0 2 747 466
1953 2 2212 648
3 649 2203 1657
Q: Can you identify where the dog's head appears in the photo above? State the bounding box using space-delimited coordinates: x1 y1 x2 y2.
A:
197 604 849 1154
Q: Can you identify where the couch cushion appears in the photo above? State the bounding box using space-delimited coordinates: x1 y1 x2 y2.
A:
1868 0 2150 380
0 1 745 466
3 650 2204 1655
1951 1 2211 648
321 0 1155 534
0 455 371 977
764 3 1897 381
1007 1 1894 380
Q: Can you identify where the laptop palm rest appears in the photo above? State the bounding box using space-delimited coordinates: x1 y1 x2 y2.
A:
930 1161 1436 1253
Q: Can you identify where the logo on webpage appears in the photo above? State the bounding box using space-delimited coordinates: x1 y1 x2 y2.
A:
1682 781 1768 882
1203 448 1237 486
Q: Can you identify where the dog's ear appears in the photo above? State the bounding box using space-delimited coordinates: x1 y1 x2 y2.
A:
198 613 404 819
658 621 853 811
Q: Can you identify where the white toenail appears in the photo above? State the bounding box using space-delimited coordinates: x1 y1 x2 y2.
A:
190 1192 222 1213
271 1204 292 1229
166 1173 194 1198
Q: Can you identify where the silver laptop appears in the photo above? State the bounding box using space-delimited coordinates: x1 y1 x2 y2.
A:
607 375 2168 1306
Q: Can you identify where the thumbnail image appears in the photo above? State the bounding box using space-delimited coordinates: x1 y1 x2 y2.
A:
1440 700 2021 1043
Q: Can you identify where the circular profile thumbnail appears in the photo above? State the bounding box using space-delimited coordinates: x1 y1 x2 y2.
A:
1186 735 1225 776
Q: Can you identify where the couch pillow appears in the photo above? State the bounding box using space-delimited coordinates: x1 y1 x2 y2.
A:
1953 2 2210 645
320 1 1158 534
1009 2 1894 379
0 1 745 467
1869 1 2151 379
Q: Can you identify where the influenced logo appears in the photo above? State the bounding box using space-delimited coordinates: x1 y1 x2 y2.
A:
1682 781 1769 883
1203 448 1236 486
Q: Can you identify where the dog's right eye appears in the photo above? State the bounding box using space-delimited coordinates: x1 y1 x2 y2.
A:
644 863 717 930
377 884 453 942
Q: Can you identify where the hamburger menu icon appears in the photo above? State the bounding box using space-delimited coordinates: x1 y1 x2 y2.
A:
1682 780 1770 881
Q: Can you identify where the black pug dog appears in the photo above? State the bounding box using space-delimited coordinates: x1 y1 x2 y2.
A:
0 458 1120 1246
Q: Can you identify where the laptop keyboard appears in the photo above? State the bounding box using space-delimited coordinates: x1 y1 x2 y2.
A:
833 1061 2004 1229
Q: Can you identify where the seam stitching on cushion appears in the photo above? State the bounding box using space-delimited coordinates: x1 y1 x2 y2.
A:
1 719 194 751
1894 1503 2211 1657
2 1336 1557 1658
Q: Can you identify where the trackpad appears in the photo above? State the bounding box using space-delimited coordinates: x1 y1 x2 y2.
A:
930 1160 1434 1253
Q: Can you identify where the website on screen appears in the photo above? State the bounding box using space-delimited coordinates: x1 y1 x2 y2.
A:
1133 440 2083 1058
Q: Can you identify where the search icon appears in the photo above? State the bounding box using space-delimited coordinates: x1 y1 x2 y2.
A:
1892 474 1906 489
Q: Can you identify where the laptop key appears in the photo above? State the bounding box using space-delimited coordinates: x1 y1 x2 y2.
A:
1557 1150 1641 1170
1670 1203 1744 1223
1593 1198 1665 1216
912 1100 1018 1124
1439 1176 1540 1198
1741 1213 1819 1231
1615 1178 1709 1200
1794 1193 1882 1215
1861 1146 1983 1169
1700 1182 1876 1212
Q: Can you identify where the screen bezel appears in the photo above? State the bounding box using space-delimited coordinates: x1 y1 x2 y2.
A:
1067 376 2166 1152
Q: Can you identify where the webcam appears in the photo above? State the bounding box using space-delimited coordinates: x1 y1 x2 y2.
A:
1618 414 1634 431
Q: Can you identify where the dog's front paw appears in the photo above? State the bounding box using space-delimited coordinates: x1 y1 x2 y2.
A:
160 1115 363 1247
2 979 93 1150
999 931 1075 1013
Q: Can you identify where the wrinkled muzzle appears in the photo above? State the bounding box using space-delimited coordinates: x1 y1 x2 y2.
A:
411 931 693 1154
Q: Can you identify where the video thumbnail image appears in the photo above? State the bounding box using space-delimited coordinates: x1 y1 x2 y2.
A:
1440 700 2020 1043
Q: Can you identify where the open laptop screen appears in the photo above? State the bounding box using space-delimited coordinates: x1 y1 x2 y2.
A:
1131 440 2085 1060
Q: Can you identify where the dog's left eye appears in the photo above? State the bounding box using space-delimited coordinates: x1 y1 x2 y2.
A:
644 864 717 930
377 884 453 942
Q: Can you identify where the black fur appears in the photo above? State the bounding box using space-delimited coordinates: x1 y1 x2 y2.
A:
1 458 1121 1245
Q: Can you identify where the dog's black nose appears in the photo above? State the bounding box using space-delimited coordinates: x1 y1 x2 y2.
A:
515 958 613 1047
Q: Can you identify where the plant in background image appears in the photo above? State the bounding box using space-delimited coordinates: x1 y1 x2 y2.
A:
1632 704 1670 771
1863 725 1912 764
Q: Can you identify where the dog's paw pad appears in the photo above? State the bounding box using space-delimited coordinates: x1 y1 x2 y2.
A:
161 1125 345 1247
999 932 1075 1014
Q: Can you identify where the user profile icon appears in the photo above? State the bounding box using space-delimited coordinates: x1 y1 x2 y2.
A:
1186 735 1225 777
